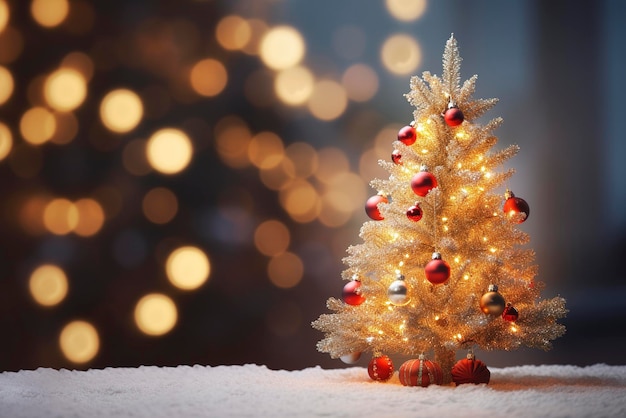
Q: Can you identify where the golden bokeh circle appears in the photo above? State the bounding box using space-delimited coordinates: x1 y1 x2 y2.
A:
59 320 99 364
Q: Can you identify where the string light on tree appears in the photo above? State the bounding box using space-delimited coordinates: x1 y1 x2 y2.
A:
313 35 566 385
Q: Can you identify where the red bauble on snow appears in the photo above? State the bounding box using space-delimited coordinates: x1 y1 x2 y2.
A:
444 107 464 127
411 169 437 197
397 125 417 145
406 203 423 222
399 355 443 387
502 303 519 322
342 280 365 306
451 353 491 385
424 252 450 285
391 149 402 165
368 355 394 382
503 190 530 223
365 194 388 220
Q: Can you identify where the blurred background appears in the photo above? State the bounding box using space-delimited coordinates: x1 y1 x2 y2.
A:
0 0 624 372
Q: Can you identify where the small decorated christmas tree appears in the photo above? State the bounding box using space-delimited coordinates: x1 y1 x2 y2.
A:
312 36 567 385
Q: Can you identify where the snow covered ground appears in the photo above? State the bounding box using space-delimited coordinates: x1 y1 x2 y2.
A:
1 364 625 417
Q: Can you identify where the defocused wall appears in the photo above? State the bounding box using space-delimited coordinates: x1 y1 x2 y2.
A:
0 0 624 372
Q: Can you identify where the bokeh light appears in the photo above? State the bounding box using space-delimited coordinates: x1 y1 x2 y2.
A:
259 158 296 191
99 89 143 133
314 147 350 184
267 251 303 289
19 107 56 145
381 34 422 75
43 198 78 235
279 179 320 223
134 293 178 336
49 112 78 144
59 320 99 364
248 131 284 169
31 0 69 28
44 68 87 112
0 0 8 33
285 142 318 179
259 25 305 70
254 220 290 256
214 116 253 168
189 58 227 97
0 26 23 64
73 198 105 237
307 80 348 121
165 246 211 290
274 65 315 105
216 15 251 51
386 0 427 21
0 65 13 105
342 64 379 102
142 187 178 224
0 121 11 160
241 18 268 55
28 264 69 307
61 51 94 81
146 128 193 175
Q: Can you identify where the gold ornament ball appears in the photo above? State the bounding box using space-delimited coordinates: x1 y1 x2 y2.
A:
480 288 506 315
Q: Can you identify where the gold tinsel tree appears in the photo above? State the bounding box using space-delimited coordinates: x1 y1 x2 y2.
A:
312 36 566 385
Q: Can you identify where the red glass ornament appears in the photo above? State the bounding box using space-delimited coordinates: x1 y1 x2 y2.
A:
406 203 423 222
502 303 519 322
391 149 402 165
397 125 417 145
399 356 443 387
365 195 387 220
444 107 464 126
342 280 365 306
480 284 506 315
411 171 437 197
451 354 490 385
424 252 450 285
368 355 394 382
503 190 530 223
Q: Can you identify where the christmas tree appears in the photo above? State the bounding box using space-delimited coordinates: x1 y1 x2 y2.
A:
312 35 567 385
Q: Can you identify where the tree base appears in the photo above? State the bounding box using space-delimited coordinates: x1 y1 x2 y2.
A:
434 346 456 384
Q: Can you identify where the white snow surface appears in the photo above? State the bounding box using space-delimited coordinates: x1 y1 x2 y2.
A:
1 364 625 417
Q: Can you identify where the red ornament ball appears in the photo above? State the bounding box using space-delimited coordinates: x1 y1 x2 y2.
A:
411 171 437 197
342 280 365 306
368 355 394 382
397 125 417 145
406 203 423 222
451 355 491 385
365 195 388 220
444 107 464 127
399 356 443 387
391 149 402 165
424 253 450 285
502 303 519 322
503 195 530 223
